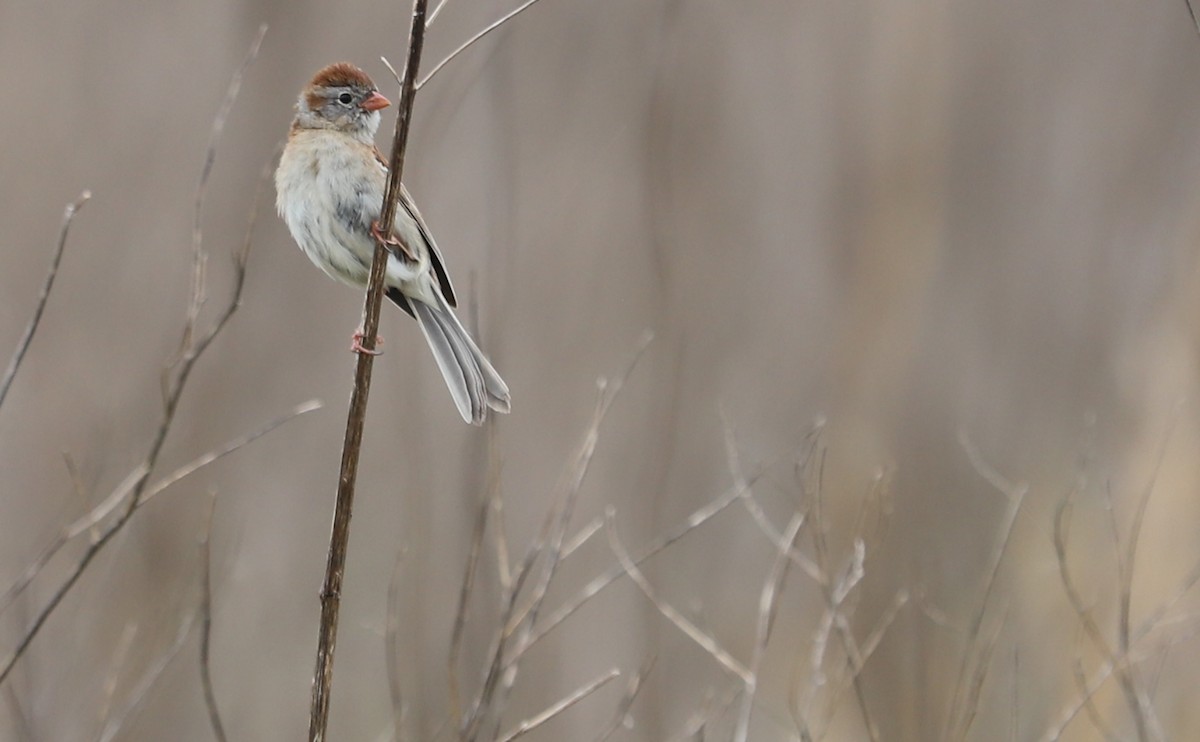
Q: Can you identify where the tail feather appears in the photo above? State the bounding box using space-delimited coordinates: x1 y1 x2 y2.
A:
412 296 510 424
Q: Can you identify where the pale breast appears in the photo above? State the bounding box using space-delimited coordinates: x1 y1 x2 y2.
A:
275 131 387 287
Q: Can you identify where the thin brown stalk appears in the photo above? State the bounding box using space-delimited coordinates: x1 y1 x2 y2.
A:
199 494 227 742
0 30 266 686
307 2 427 739
496 668 620 742
417 0 556 90
0 191 90 411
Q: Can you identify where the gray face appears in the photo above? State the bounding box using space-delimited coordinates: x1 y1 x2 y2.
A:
297 84 381 138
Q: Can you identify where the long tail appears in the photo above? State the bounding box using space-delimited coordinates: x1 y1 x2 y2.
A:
410 293 510 425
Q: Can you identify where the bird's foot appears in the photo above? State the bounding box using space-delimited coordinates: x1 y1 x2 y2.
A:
351 330 384 356
370 220 416 262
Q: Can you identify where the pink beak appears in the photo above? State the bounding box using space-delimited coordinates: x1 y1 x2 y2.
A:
361 91 391 111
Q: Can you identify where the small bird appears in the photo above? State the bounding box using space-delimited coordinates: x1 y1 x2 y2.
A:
275 62 510 425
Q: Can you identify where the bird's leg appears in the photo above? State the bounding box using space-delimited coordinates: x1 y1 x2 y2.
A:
371 220 416 262
351 327 384 356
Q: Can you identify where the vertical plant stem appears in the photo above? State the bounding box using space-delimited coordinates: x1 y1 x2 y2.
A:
307 2 428 740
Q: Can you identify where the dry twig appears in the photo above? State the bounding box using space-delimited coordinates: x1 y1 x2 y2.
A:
606 507 752 684
0 191 90 412
0 28 267 686
734 511 805 742
943 433 1029 742
593 656 655 742
461 332 652 741
418 0 558 90
496 668 620 742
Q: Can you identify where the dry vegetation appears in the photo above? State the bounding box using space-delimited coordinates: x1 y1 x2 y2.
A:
4 1 1200 740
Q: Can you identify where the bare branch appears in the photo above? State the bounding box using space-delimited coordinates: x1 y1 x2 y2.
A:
496 668 620 742
463 333 652 742
427 0 452 26
722 420 821 581
0 191 90 411
418 0 557 90
606 507 752 684
0 28 266 687
0 400 319 617
525 469 761 650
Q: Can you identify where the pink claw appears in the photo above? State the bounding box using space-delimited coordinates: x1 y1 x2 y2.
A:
351 330 384 356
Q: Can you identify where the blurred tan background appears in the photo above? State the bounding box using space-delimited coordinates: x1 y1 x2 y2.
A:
5 1 1200 740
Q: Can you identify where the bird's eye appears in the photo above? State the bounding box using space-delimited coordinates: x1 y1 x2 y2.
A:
338 93 353 105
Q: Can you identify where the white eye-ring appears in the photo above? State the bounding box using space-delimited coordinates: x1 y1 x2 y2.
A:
338 93 353 105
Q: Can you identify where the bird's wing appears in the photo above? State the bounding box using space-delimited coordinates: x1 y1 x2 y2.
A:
372 147 458 307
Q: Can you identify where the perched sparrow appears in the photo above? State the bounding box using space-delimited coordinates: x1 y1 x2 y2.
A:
275 62 510 425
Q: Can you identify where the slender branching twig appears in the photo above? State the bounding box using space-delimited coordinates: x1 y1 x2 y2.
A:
0 191 90 412
0 29 267 686
460 333 652 742
525 468 763 650
0 400 318 619
605 507 752 684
